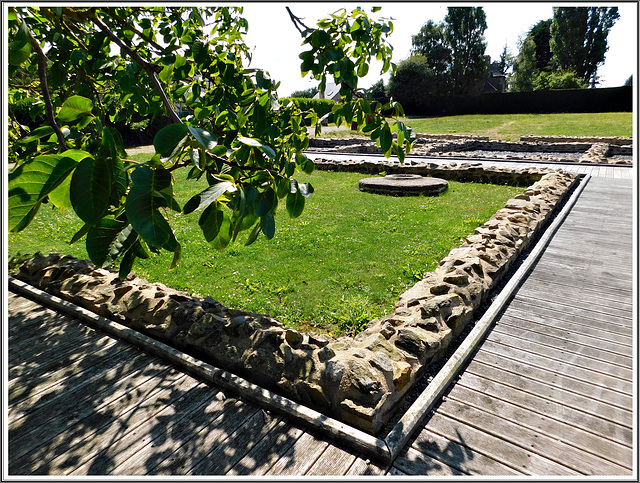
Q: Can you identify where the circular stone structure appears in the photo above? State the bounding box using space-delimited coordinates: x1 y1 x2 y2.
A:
358 174 449 196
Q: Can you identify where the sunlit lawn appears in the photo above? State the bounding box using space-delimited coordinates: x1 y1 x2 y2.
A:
9 160 522 336
319 112 632 141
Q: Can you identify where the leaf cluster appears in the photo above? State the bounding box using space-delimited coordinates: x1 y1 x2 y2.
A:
8 6 410 278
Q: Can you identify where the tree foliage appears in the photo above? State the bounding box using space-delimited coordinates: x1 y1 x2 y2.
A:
550 7 620 86
511 8 619 91
510 20 552 92
387 55 435 108
8 6 413 278
444 7 488 95
405 7 488 97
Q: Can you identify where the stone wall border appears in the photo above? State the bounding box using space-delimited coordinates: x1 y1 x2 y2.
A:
11 161 580 436
9 173 590 465
308 134 633 165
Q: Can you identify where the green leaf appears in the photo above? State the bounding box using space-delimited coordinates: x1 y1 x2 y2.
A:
260 144 276 159
255 188 276 217
188 125 218 150
9 20 32 66
86 218 131 266
260 212 275 239
8 151 91 231
20 126 55 143
57 96 94 123
286 182 305 218
183 181 235 214
170 242 182 269
199 203 224 242
119 246 137 280
244 220 262 246
125 167 178 252
69 224 91 245
47 169 73 209
237 136 262 147
70 157 112 225
380 124 392 155
153 124 189 156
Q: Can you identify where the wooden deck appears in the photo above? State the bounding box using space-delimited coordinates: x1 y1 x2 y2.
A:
7 171 635 476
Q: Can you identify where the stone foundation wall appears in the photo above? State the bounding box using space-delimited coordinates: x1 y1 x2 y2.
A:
309 135 632 165
12 165 579 434
520 135 632 145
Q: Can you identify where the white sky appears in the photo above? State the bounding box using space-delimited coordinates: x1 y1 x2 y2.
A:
240 2 638 96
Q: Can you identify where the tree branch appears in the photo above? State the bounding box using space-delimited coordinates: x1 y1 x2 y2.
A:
89 11 182 124
286 7 312 36
102 8 165 53
27 35 68 151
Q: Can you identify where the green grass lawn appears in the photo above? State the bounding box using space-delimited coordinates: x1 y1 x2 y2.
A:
319 112 632 141
9 166 522 336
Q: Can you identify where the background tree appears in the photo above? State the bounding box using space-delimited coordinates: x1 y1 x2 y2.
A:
289 86 317 98
387 55 435 110
8 6 413 278
444 7 488 95
410 19 451 94
405 7 488 97
509 20 552 91
550 7 620 87
365 79 388 103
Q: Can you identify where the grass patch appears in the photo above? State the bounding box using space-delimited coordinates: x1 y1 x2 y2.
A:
318 112 632 141
9 164 522 336
401 112 632 141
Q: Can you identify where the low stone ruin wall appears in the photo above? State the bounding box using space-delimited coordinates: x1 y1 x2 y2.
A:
309 135 632 165
520 135 632 146
314 157 553 186
12 165 579 434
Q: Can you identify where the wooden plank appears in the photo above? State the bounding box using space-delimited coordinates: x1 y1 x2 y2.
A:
522 269 634 301
9 361 176 464
477 341 633 406
8 307 67 339
9 335 121 403
113 398 258 475
512 283 632 316
187 411 284 475
496 314 632 359
511 294 633 326
472 348 633 411
226 419 305 476
437 397 628 475
507 299 633 339
17 375 212 475
450 379 633 468
417 411 578 475
9 346 149 423
407 426 522 475
491 323 633 371
479 338 631 394
457 369 633 446
304 443 359 476
9 333 120 386
344 455 388 476
464 359 633 428
265 431 329 476
69 389 236 475
392 447 467 476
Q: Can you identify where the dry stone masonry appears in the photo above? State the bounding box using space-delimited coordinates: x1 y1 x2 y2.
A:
308 134 632 165
12 164 579 434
